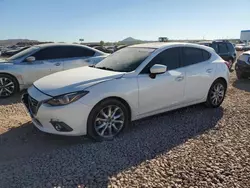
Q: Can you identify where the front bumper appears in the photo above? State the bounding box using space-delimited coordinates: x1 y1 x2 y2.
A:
21 90 93 136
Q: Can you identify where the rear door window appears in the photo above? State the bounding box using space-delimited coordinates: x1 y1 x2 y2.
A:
66 46 95 58
202 50 211 61
182 47 204 66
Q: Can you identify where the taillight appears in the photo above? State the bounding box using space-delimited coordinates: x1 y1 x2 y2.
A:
224 61 230 69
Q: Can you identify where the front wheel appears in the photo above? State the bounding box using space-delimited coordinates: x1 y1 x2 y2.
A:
0 74 18 98
205 80 226 108
87 99 130 141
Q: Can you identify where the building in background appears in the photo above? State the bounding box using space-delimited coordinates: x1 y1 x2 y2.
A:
240 30 250 44
158 37 168 42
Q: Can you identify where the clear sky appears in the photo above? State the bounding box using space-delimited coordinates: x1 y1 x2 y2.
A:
1 0 249 42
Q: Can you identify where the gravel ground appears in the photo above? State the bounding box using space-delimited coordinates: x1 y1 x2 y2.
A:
0 71 249 187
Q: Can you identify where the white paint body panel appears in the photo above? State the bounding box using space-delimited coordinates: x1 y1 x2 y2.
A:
137 68 185 116
24 43 229 136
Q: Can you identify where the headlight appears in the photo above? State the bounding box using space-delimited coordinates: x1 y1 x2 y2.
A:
45 91 89 106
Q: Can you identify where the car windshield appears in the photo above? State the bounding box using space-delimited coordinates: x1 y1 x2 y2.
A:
7 46 39 61
95 47 155 72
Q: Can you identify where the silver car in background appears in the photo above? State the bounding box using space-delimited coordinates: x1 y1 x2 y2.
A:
0 43 109 98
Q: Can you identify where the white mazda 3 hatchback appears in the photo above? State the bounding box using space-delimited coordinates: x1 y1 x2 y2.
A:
22 42 229 140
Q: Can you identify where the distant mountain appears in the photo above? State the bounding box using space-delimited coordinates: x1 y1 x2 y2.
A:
0 39 39 46
121 37 141 42
120 37 142 44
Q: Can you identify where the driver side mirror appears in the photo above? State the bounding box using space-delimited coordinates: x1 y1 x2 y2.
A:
26 56 35 63
149 64 167 79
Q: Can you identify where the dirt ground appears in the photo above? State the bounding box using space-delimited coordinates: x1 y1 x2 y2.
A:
0 57 250 187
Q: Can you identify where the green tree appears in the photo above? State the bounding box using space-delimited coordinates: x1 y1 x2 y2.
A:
100 41 105 46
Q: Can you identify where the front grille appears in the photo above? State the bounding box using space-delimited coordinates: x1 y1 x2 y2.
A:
28 96 39 115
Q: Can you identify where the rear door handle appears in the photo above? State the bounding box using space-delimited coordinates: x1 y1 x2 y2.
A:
206 68 213 73
55 62 61 66
175 76 184 81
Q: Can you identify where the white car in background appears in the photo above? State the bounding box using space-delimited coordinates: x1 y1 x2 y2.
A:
0 43 109 98
22 43 229 141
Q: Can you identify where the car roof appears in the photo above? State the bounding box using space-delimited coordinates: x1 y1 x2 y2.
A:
197 41 213 44
34 43 106 54
35 43 89 48
130 42 215 52
130 42 180 49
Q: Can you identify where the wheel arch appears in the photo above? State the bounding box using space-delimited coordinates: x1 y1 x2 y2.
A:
91 96 132 121
0 72 20 91
213 77 228 90
206 77 228 100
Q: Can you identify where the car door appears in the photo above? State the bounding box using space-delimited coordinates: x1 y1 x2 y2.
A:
21 46 64 85
62 46 96 70
137 47 186 116
181 47 214 103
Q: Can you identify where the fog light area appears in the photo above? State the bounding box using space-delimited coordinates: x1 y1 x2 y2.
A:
50 120 73 132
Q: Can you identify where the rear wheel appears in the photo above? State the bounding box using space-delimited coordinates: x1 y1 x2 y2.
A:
205 80 226 108
0 74 18 98
87 99 129 141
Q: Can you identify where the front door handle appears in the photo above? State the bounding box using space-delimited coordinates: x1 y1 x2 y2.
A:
55 62 61 66
206 68 213 73
175 76 184 81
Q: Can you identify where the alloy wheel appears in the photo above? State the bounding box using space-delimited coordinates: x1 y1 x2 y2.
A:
94 105 125 138
210 83 225 106
0 77 15 97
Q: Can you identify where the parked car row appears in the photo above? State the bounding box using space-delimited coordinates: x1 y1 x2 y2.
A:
91 45 128 54
235 43 250 51
19 42 230 141
0 43 109 98
197 40 236 69
1 46 31 57
235 51 250 79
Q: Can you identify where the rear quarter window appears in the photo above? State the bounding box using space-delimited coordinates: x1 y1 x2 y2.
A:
202 50 211 61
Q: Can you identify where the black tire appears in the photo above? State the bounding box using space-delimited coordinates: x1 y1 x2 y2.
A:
0 74 19 98
205 79 227 108
87 98 130 141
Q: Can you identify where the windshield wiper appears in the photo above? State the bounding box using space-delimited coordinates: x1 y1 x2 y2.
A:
95 66 115 71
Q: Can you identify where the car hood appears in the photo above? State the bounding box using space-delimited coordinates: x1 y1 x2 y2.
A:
0 59 14 68
34 67 125 96
0 58 10 63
